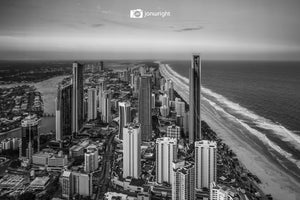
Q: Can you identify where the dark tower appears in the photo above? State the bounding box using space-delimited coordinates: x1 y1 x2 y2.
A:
189 54 201 143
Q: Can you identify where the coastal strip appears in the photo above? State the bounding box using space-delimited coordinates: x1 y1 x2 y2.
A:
158 62 300 200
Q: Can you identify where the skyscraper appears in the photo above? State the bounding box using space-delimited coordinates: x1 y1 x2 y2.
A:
123 123 141 179
161 93 169 108
101 90 112 123
175 98 185 116
167 80 174 101
61 171 72 199
72 172 93 197
156 137 177 184
72 62 84 135
20 115 40 161
195 140 217 189
118 102 131 140
167 125 181 140
172 161 195 200
87 88 97 121
84 145 99 173
56 83 72 141
138 75 152 141
98 78 107 111
189 54 201 143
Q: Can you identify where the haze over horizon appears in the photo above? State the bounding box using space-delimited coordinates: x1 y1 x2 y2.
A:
1 0 300 61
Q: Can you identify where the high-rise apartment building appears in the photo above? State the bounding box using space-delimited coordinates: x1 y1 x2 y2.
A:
138 75 152 141
56 82 72 141
195 140 217 189
123 123 141 179
87 88 97 121
167 125 181 140
118 102 131 140
172 161 195 200
156 137 177 184
72 62 84 134
20 115 40 161
101 90 112 123
175 98 185 116
84 145 99 173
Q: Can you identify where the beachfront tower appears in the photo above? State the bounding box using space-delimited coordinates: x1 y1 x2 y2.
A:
195 140 217 189
72 62 84 135
138 74 152 141
172 161 195 200
156 137 178 184
189 54 201 143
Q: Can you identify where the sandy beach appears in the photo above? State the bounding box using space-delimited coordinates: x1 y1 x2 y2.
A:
159 63 300 200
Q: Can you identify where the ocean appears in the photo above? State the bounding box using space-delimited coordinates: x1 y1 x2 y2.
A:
161 60 300 179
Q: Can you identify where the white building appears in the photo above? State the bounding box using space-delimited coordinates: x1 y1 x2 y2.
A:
118 102 131 140
156 137 177 184
210 182 235 200
87 88 98 121
72 172 93 197
172 161 195 200
175 98 185 116
84 145 99 173
61 171 72 199
160 94 169 107
123 123 141 179
195 140 217 190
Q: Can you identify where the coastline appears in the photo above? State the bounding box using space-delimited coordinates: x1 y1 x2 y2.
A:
158 62 300 200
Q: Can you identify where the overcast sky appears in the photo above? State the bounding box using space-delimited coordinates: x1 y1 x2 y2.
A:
0 0 300 60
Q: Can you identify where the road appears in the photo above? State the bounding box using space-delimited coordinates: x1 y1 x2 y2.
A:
96 131 117 200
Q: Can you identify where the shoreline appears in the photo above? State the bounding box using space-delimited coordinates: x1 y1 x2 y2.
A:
158 62 300 200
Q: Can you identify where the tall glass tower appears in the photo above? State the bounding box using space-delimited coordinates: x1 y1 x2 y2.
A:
72 62 84 135
189 54 201 143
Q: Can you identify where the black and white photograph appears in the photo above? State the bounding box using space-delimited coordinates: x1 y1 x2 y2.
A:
0 0 300 200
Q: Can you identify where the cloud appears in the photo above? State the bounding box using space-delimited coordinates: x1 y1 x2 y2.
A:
91 23 104 28
175 26 204 32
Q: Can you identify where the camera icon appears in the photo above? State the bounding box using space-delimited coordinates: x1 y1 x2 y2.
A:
130 9 144 18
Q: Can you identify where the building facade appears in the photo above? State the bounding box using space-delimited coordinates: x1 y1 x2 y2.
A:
87 88 97 121
189 54 201 143
138 75 152 141
195 140 217 189
101 90 112 123
172 162 195 200
72 62 84 134
118 102 131 140
20 115 40 161
156 137 177 184
167 125 181 140
123 123 141 179
56 83 72 141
